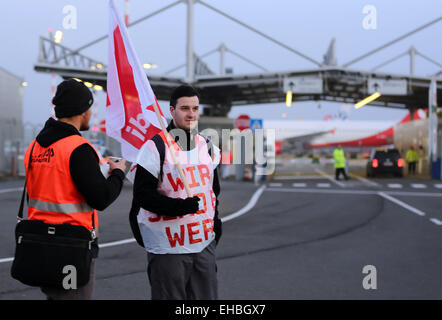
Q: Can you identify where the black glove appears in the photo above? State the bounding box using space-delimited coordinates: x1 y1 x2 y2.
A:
214 217 222 245
179 196 200 214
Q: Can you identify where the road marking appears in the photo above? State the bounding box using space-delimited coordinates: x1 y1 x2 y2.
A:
0 187 22 194
387 183 403 189
292 183 307 187
269 183 283 187
377 192 425 216
349 174 380 187
386 191 442 197
430 218 442 226
434 184 442 189
221 185 266 223
267 188 376 195
274 175 325 180
266 188 442 197
315 169 345 188
0 239 139 263
411 184 426 189
317 183 331 188
0 257 13 263
99 238 136 248
0 186 267 264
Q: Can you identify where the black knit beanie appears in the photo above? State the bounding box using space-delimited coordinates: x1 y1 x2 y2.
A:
52 79 94 118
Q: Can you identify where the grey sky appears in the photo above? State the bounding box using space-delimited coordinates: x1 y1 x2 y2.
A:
1 0 441 125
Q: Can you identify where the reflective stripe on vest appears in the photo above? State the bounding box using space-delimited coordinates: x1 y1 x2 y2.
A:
29 198 93 214
24 135 100 230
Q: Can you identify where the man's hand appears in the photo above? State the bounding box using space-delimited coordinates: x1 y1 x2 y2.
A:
180 196 200 214
108 158 127 173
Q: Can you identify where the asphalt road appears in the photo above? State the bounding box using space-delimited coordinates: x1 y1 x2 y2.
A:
1 168 442 300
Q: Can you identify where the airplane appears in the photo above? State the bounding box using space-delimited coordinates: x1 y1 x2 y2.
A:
264 109 426 154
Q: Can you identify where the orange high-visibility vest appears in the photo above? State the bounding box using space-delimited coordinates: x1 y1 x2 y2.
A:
24 135 99 230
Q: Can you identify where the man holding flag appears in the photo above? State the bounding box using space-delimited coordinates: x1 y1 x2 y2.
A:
131 85 222 300
106 1 221 299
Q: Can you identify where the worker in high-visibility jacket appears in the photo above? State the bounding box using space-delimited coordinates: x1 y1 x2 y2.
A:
333 145 349 180
406 145 419 175
24 79 126 300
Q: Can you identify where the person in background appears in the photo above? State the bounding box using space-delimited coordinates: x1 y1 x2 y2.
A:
333 144 349 181
406 145 419 175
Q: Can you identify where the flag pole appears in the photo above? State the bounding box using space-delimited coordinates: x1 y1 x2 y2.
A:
152 101 193 197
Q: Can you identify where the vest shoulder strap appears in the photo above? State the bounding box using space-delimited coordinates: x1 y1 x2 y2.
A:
59 135 100 160
152 133 212 182
151 134 166 181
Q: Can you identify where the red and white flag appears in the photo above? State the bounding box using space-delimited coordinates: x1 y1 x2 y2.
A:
106 0 167 162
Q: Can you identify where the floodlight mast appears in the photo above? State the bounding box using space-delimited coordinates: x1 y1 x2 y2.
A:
186 0 195 82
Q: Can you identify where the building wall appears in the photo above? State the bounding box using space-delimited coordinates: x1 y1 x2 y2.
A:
0 67 24 173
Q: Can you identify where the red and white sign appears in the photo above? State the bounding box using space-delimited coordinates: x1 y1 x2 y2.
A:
106 0 167 162
98 119 106 133
275 141 282 155
235 114 251 131
137 134 220 253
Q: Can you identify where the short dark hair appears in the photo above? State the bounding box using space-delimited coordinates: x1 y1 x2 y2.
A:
170 85 200 108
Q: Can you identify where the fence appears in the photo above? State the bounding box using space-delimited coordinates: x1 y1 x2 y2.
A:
0 119 27 175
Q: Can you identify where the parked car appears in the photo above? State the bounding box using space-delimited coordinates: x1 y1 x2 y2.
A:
366 148 404 178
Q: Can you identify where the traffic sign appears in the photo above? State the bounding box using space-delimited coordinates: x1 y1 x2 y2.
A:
368 78 407 95
283 77 323 94
250 118 263 131
235 114 251 131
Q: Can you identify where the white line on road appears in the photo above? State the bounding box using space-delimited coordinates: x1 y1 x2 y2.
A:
377 192 425 216
221 185 266 223
274 175 326 180
269 183 283 187
0 239 140 263
292 183 307 187
267 187 442 197
430 218 442 225
99 238 136 248
316 183 331 188
434 184 442 189
387 184 403 189
386 191 442 197
267 188 375 195
0 187 22 194
0 185 267 264
411 184 426 189
349 174 380 187
315 169 345 188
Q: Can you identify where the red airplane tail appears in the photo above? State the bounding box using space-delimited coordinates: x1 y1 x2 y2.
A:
398 109 427 124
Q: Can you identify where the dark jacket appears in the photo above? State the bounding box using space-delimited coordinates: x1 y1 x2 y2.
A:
129 121 222 248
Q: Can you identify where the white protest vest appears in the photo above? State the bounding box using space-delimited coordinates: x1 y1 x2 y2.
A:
137 132 220 254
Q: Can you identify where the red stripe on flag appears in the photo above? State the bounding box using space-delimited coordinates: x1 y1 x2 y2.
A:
145 97 165 117
113 25 151 149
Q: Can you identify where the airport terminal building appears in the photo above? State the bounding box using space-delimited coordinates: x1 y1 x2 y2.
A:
0 66 24 174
